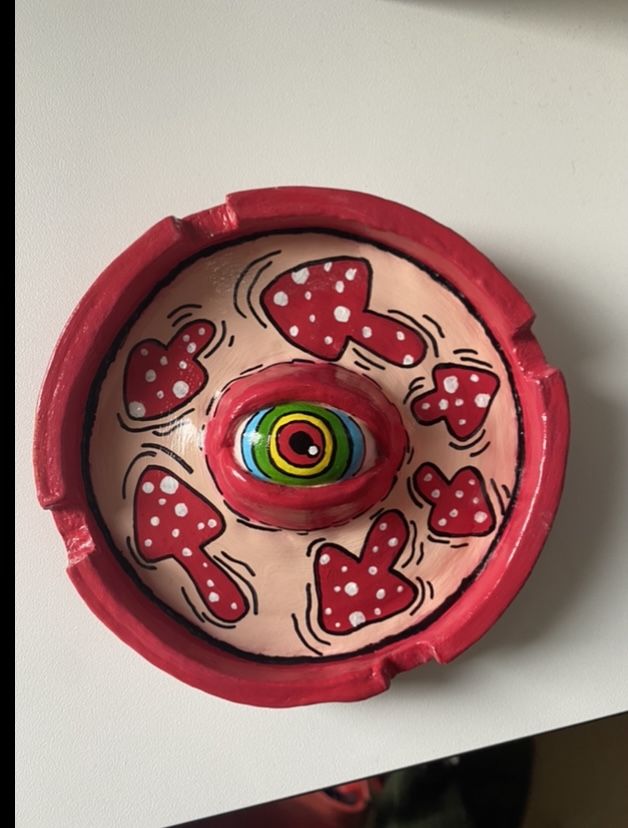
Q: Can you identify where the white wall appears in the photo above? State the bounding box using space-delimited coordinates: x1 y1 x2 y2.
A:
16 2 628 826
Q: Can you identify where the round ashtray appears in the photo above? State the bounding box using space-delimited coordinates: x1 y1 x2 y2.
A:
34 187 569 707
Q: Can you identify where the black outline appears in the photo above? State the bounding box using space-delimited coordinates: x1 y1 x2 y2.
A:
313 509 419 637
235 518 281 533
411 362 500 441
422 313 445 339
172 312 194 327
470 442 491 458
448 429 487 452
305 583 331 647
388 308 438 359
233 249 281 318
351 348 386 370
415 462 497 539
409 578 427 616
81 226 525 664
453 347 479 356
220 551 256 578
167 303 203 319
354 361 371 372
459 355 494 369
227 335 235 348
139 443 193 474
116 408 194 434
151 419 191 438
214 556 258 616
122 450 157 500
121 319 216 421
291 614 323 656
201 319 227 360
406 476 424 510
490 479 506 516
246 260 275 328
125 535 157 570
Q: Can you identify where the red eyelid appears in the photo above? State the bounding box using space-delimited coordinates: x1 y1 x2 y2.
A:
217 363 391 449
204 363 407 531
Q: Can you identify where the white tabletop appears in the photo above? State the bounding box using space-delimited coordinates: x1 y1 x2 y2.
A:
16 2 628 826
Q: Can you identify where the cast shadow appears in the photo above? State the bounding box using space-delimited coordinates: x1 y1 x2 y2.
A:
390 249 624 695
385 0 628 46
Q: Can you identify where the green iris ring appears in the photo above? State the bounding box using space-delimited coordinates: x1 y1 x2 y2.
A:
251 403 352 486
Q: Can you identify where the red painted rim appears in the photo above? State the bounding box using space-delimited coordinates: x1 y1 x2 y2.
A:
33 187 569 707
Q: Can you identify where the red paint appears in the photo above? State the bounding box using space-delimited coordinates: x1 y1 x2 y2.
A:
33 187 569 707
261 257 426 366
124 319 215 419
411 364 499 440
204 362 407 531
314 511 417 633
134 467 248 622
413 463 496 537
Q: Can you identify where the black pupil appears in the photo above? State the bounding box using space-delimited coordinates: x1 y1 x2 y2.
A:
289 431 317 456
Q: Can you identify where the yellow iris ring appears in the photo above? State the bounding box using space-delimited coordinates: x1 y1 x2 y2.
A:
268 412 334 477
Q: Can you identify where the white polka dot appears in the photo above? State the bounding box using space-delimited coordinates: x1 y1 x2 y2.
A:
341 565 348 573
140 348 149 356
202 562 208 568
361 326 372 339
376 588 386 600
439 399 449 410
198 328 206 335
183 335 190 342
186 342 197 354
374 608 382 616
345 268 357 281
197 522 204 530
396 331 405 341
319 553 330 565
396 585 404 593
421 402 430 410
291 267 309 284
455 398 464 407
309 314 316 323
333 305 351 323
344 582 359 596
142 481 155 494
160 476 179 494
468 479 477 486
450 509 459 517
158 498 167 506
438 518 447 527
475 393 491 408
443 376 459 394
230 602 238 610
379 522 388 531
335 280 345 294
470 374 480 383
178 360 188 369
171 528 180 538
160 356 168 366
150 516 160 526
323 262 332 272
474 511 488 523
129 401 146 418
333 586 341 593
335 622 341 628
172 380 190 399
372 545 379 553
273 291 288 307
349 611 365 627
403 355 414 365
208 591 219 602
423 473 433 481
174 502 188 517
289 325 299 337
145 369 156 382
156 390 164 399
472 497 480 505
208 519 217 528
431 489 440 499
458 419 467 426
324 336 333 345
387 537 398 548
455 490 464 499
181 547 193 558
206 579 214 587
144 539 152 547
304 291 312 300
324 607 332 615
368 566 378 575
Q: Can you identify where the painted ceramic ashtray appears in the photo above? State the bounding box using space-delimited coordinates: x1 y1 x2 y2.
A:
34 187 569 707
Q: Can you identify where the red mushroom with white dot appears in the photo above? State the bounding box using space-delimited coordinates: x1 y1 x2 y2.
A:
134 467 248 622
411 363 499 440
124 320 216 419
314 510 418 633
261 258 426 367
413 463 496 537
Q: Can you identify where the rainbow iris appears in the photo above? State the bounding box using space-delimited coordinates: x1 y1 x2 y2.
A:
237 402 366 486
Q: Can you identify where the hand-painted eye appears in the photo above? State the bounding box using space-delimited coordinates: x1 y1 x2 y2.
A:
235 402 376 486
